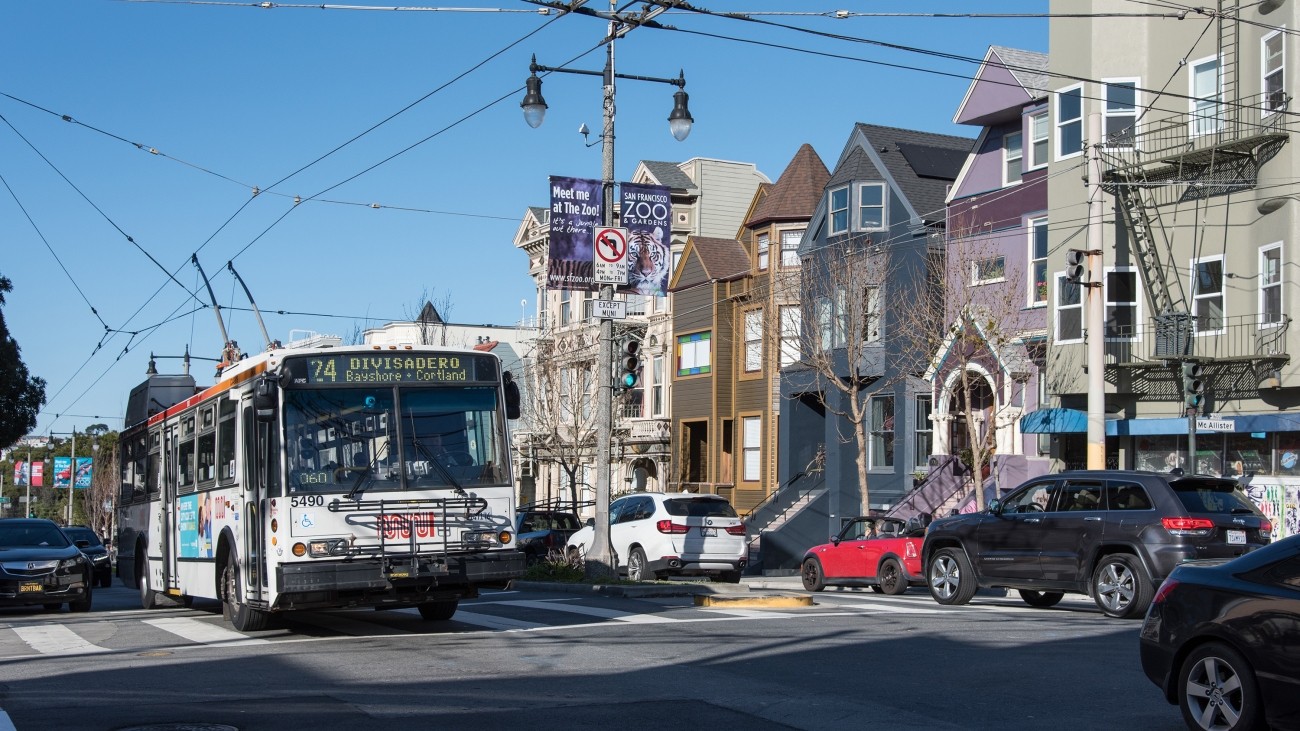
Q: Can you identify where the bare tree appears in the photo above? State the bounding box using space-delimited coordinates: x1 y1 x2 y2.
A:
85 431 119 537
895 213 1035 512
785 240 905 516
518 331 601 508
403 288 455 346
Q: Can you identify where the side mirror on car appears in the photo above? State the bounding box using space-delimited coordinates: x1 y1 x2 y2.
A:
585 517 594 528
987 499 1002 515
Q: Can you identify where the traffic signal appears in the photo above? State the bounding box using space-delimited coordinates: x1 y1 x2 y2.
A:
1065 249 1087 284
1182 362 1205 411
619 337 642 389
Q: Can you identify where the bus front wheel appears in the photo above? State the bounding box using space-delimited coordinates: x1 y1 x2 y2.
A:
418 600 458 621
139 553 160 610
222 550 271 632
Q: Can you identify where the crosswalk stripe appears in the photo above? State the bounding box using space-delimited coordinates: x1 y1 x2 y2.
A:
495 599 678 624
144 618 269 646
702 608 803 619
12 625 110 655
450 610 547 631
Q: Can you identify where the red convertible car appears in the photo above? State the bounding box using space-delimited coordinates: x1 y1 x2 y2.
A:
800 515 928 594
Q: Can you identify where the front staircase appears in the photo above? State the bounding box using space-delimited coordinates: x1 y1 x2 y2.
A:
741 471 827 575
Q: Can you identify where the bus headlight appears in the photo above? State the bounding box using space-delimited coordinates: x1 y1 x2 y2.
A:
309 538 348 557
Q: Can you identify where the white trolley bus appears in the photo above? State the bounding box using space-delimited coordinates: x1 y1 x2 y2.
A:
116 344 525 630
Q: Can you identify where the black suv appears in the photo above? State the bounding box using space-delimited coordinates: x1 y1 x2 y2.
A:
921 471 1272 618
515 501 588 564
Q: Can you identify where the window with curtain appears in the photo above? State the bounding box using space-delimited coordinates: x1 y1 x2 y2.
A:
781 229 804 268
870 395 895 469
915 395 933 469
1190 57 1221 136
1261 243 1283 326
742 416 761 481
1029 217 1048 306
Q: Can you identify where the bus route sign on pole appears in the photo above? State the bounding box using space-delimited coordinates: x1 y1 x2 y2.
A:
592 226 629 285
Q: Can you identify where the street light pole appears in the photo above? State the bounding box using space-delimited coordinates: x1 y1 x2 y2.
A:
522 3 691 580
67 427 76 526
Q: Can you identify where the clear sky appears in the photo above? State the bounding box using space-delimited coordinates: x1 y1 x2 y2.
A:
1 0 1046 437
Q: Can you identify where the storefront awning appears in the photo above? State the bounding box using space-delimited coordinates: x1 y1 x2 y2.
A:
1021 410 1300 436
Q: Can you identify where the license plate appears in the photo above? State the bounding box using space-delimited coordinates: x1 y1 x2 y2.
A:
19 583 43 593
701 527 717 537
1227 530 1246 545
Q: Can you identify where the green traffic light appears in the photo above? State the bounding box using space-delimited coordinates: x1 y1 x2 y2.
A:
622 373 638 388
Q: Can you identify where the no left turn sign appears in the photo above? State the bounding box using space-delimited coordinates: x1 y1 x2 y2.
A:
593 226 629 284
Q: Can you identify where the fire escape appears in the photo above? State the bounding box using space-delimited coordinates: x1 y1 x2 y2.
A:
1097 1 1291 401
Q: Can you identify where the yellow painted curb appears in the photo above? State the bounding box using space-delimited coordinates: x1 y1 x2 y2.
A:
694 594 813 608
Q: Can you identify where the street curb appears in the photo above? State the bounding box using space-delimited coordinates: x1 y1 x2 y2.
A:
507 580 778 598
693 593 814 608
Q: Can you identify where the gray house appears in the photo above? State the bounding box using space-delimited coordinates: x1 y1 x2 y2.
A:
775 124 973 558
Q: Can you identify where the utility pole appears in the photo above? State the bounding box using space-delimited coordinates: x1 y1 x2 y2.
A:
521 0 690 580
67 428 76 525
1086 113 1106 469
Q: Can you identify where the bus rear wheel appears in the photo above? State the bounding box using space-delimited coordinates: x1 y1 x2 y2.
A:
222 550 271 632
418 600 458 621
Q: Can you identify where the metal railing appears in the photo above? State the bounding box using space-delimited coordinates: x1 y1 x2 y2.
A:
1101 92 1289 168
1102 313 1290 364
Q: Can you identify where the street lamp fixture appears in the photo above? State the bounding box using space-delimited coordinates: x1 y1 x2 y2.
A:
521 56 693 142
521 65 547 129
668 73 693 142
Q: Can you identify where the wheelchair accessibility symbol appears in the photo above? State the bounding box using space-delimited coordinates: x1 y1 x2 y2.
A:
300 514 314 528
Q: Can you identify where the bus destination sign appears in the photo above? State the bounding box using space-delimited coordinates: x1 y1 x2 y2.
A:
286 354 490 385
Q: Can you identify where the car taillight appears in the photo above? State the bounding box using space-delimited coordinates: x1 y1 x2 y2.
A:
1261 519 1273 536
1152 579 1179 606
1162 517 1214 536
656 520 689 534
725 524 746 536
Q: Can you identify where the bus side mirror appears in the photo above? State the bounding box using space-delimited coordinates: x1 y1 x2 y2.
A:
503 371 521 420
254 378 278 423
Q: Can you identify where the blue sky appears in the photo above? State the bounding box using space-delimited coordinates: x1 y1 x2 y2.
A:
1 1 1045 436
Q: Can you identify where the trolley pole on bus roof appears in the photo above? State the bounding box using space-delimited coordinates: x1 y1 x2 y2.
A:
521 1 692 580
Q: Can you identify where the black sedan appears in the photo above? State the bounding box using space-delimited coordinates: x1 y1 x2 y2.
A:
0 518 94 612
62 525 114 588
1139 534 1300 731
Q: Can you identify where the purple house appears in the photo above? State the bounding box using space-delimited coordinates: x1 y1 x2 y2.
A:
924 46 1053 512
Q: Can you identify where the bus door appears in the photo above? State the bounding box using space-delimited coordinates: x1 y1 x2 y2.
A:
160 422 178 590
241 396 266 604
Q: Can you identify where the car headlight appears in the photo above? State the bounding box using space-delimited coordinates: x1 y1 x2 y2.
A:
58 558 82 572
91 554 110 564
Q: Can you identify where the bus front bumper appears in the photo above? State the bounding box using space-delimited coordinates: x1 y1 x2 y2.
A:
273 550 525 610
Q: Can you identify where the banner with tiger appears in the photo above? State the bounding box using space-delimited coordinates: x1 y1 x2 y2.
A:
617 182 672 297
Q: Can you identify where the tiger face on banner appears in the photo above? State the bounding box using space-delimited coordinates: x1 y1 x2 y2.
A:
618 182 672 297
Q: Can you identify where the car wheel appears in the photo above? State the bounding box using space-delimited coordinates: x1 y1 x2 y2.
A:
1018 590 1065 608
627 548 656 582
418 600 458 621
1091 554 1152 619
70 581 93 613
222 549 271 632
1178 642 1263 731
928 548 977 605
869 585 884 594
878 558 908 596
800 557 826 592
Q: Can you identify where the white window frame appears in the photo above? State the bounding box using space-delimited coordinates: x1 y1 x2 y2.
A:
1028 110 1049 169
971 255 1007 285
741 416 761 482
780 229 804 268
829 185 850 235
559 289 572 326
869 395 895 469
651 355 665 416
1055 271 1084 343
816 296 833 350
857 182 887 232
1104 267 1140 342
743 308 763 372
1028 217 1049 307
1190 55 1222 137
864 285 882 343
1192 254 1226 334
1260 242 1284 328
1263 30 1286 116
834 286 849 348
757 232 770 272
915 395 933 470
779 304 800 366
1055 84 1084 160
1003 131 1024 186
1102 77 1139 148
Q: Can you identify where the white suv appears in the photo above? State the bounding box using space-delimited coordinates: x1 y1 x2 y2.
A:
566 492 747 582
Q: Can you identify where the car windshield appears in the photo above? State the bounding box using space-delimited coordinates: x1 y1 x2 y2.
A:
1171 479 1259 514
664 498 737 518
521 513 581 531
0 523 72 549
63 528 103 546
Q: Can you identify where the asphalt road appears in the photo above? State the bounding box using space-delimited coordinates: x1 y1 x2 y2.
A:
0 581 1187 731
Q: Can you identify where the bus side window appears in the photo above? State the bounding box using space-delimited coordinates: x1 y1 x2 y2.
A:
198 406 216 484
218 397 237 484
147 429 161 497
119 435 135 506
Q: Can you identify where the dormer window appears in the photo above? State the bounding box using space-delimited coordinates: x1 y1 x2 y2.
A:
858 183 887 231
830 186 850 235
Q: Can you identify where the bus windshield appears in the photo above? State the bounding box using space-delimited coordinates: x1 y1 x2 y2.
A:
284 386 507 494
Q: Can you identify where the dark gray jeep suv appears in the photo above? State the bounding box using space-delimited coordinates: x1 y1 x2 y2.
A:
921 471 1272 618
